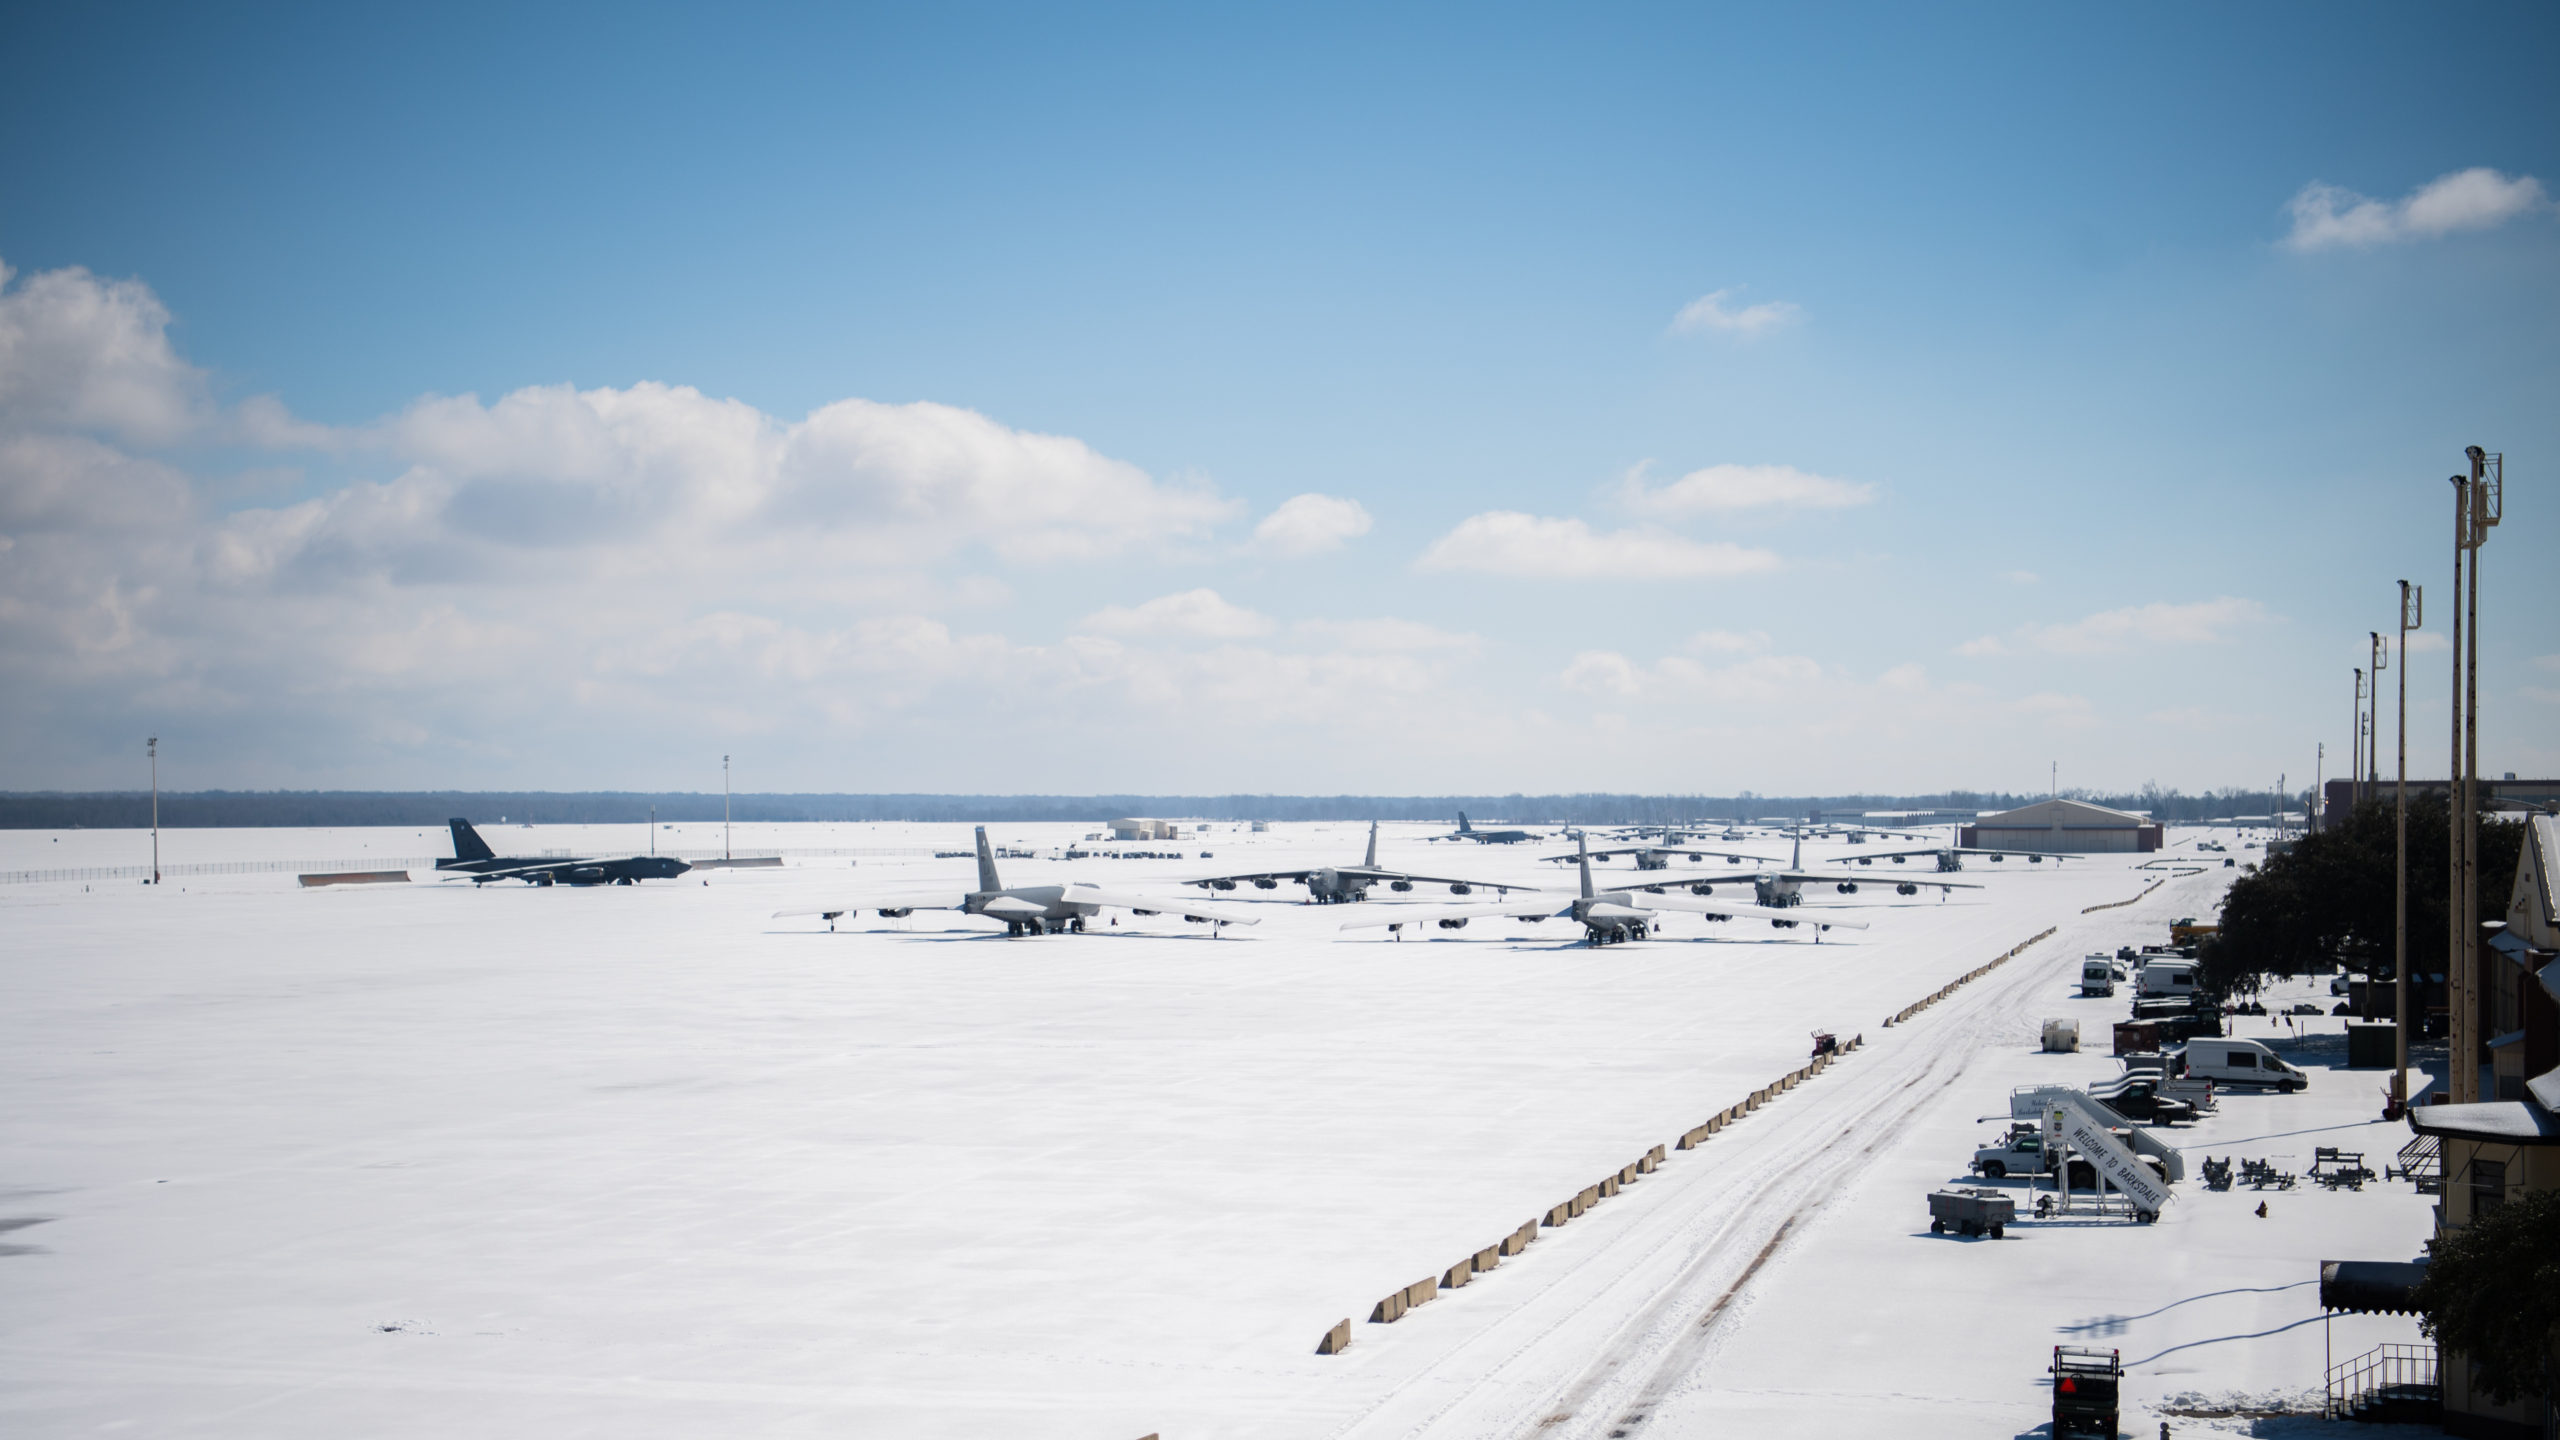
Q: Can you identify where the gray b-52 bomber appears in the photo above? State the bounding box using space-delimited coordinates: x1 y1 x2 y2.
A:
1828 840 2069 873
774 827 1262 936
1550 830 1982 906
1182 821 1529 903
436 818 693 886
1341 833 1870 945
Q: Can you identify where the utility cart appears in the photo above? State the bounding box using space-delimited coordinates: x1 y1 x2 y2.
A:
2050 1346 2121 1437
1926 1186 2014 1238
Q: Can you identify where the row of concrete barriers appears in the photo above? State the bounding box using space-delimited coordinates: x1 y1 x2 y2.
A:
2080 878 2166 914
1881 926 2057 1028
1314 1033 1868 1355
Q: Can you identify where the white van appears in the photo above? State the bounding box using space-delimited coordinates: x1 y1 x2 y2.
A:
2080 957 2116 996
2181 1038 2305 1092
2137 959 2200 1000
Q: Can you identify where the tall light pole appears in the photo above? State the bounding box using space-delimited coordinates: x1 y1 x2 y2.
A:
147 736 160 885
723 754 732 862
2350 668 2364 814
2368 631 2386 804
2393 580 2420 1115
2453 447 2500 1102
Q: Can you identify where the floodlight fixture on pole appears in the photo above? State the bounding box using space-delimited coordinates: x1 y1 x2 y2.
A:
2392 579 2420 1115
147 737 160 885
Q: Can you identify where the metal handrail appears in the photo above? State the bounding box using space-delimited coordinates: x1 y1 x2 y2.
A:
2326 1342 2437 1418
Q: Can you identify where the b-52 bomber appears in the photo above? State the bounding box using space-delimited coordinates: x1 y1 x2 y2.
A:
1549 831 1982 906
1341 833 1870 945
436 818 692 886
774 827 1262 936
1428 811 1542 844
1182 821 1529 903
1829 840 2069 873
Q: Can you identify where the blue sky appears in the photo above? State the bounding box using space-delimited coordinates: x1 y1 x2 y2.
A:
2 2 2554 795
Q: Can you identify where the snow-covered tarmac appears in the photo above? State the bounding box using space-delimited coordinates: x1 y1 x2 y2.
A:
0 824 2442 1437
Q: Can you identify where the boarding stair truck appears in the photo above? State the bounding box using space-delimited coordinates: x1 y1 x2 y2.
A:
2050 1346 2122 1437
2079 955 2116 997
2011 1086 2179 1221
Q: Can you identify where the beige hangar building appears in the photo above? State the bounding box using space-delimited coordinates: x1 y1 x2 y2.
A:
1958 797 2165 854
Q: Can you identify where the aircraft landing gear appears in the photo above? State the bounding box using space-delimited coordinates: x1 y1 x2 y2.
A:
1070 917 1086 933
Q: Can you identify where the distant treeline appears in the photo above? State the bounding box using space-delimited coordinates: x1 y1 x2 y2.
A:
0 785 2299 829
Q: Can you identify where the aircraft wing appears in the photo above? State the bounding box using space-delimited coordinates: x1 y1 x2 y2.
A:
1331 867 1532 892
1060 885 1263 925
1825 847 1946 864
1634 892 1871 929
1181 867 1319 888
772 890 970 917
1338 899 1573 930
1543 846 1780 865
448 857 598 879
1778 870 1981 891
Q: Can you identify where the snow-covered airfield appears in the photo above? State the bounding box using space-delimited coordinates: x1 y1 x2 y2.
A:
2 822 2439 1437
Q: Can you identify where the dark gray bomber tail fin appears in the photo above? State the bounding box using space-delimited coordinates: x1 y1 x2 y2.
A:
1365 821 1379 869
973 826 1003 892
1578 832 1595 899
1457 811 1473 834
448 818 494 864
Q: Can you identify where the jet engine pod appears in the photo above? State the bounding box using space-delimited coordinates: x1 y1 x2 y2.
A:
1896 883 1918 895
1448 882 1473 895
1991 854 2005 862
1857 856 1872 866
1254 877 1279 889
1437 917 1469 930
2030 854 2044 863
1131 908 1160 916
877 907 914 918
1772 918 1799 929
1688 853 1704 862
1390 879 1413 892
1837 881 1859 893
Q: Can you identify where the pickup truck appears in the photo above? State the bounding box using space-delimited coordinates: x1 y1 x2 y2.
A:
2086 1078 2197 1125
1971 1125 2098 1187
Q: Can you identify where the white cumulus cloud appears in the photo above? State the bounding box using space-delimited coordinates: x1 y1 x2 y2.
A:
1959 597 2273 657
1619 462 1873 515
1414 512 1780 580
1078 588 1275 640
1669 288 1801 338
2283 167 2548 251
1252 492 1372 555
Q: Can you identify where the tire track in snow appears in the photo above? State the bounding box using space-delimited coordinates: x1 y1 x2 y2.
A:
1326 874 2213 1440
1524 877 2216 1439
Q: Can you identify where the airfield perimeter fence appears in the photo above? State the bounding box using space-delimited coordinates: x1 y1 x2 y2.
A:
0 847 914 886
1318 921 2070 1354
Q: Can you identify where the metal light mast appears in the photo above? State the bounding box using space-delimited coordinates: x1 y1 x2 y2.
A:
2367 631 2385 803
2393 580 2420 1115
2350 668 2364 814
147 736 160 885
724 754 732 862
